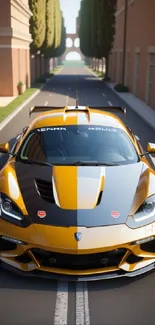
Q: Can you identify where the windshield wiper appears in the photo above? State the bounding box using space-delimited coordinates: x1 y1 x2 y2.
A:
72 161 120 166
20 159 54 167
19 159 120 167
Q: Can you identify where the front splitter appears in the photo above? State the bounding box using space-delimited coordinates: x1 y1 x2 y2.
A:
1 261 155 281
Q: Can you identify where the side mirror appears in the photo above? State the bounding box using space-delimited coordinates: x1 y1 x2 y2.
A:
147 142 155 154
0 142 10 154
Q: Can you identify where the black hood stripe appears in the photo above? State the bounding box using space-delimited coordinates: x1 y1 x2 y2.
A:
15 162 142 227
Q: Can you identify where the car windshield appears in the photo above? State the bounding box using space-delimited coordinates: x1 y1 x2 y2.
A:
17 125 139 165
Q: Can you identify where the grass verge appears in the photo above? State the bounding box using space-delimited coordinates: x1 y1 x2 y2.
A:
0 66 61 124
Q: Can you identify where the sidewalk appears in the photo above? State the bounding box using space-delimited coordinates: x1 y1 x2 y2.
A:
105 81 155 132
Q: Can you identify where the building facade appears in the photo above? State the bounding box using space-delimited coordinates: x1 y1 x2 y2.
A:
109 0 155 110
0 0 32 97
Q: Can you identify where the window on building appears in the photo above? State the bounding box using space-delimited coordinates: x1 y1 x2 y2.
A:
113 52 117 80
125 51 129 87
146 53 155 107
134 51 140 96
117 52 120 82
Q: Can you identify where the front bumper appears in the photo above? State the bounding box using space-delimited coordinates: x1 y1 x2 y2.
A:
1 221 155 281
1 260 155 281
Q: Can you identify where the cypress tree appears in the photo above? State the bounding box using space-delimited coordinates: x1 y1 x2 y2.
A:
52 15 66 57
43 0 63 59
29 0 46 52
79 0 91 57
54 0 61 49
44 0 55 48
98 0 117 78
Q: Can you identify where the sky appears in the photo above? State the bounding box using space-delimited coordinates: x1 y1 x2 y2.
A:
60 0 81 33
59 0 81 60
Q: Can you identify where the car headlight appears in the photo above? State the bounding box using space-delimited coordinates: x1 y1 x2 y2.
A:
126 194 155 229
0 193 31 227
136 194 155 216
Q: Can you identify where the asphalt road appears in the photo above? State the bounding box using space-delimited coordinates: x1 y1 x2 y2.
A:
0 62 155 325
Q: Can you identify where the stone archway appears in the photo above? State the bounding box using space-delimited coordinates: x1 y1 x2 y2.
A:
61 33 84 61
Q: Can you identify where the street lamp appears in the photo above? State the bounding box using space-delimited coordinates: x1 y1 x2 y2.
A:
122 0 128 85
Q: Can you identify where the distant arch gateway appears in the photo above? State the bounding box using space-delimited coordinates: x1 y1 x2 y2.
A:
61 33 84 61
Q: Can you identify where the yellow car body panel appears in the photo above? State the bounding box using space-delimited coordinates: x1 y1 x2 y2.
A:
0 105 155 281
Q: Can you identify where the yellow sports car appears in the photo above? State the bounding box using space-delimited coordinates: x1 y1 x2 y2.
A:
0 104 155 281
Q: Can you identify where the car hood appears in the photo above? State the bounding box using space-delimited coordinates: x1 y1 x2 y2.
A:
14 161 148 227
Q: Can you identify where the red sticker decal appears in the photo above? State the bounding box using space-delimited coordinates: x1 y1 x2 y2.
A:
111 211 120 218
37 210 46 218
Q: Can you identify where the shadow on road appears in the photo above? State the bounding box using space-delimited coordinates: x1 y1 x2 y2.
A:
0 269 58 292
1 268 155 292
88 269 155 292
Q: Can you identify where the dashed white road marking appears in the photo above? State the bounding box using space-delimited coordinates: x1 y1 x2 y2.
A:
108 101 113 106
44 101 48 106
102 93 105 96
54 281 68 325
49 93 52 97
76 282 90 325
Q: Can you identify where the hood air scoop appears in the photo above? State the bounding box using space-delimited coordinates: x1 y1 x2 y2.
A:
34 178 55 203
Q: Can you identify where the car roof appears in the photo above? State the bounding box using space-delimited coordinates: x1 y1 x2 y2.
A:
29 106 127 132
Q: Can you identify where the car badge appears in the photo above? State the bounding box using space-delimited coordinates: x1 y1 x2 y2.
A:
37 210 46 218
74 232 82 241
111 211 120 218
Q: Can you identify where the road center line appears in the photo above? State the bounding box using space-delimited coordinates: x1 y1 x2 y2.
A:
54 281 68 325
76 282 90 325
108 101 113 106
102 93 105 96
44 101 48 106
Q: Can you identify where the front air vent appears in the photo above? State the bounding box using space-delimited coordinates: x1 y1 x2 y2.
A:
0 237 17 251
126 253 143 264
35 178 55 203
15 253 32 263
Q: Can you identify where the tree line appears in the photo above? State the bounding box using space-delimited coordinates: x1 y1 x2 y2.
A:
78 0 117 78
29 0 66 59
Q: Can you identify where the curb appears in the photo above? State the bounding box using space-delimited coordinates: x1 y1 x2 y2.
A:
0 66 63 132
104 82 155 132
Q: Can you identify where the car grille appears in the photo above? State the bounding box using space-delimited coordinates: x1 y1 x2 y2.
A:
35 178 55 203
140 238 155 253
31 248 126 270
